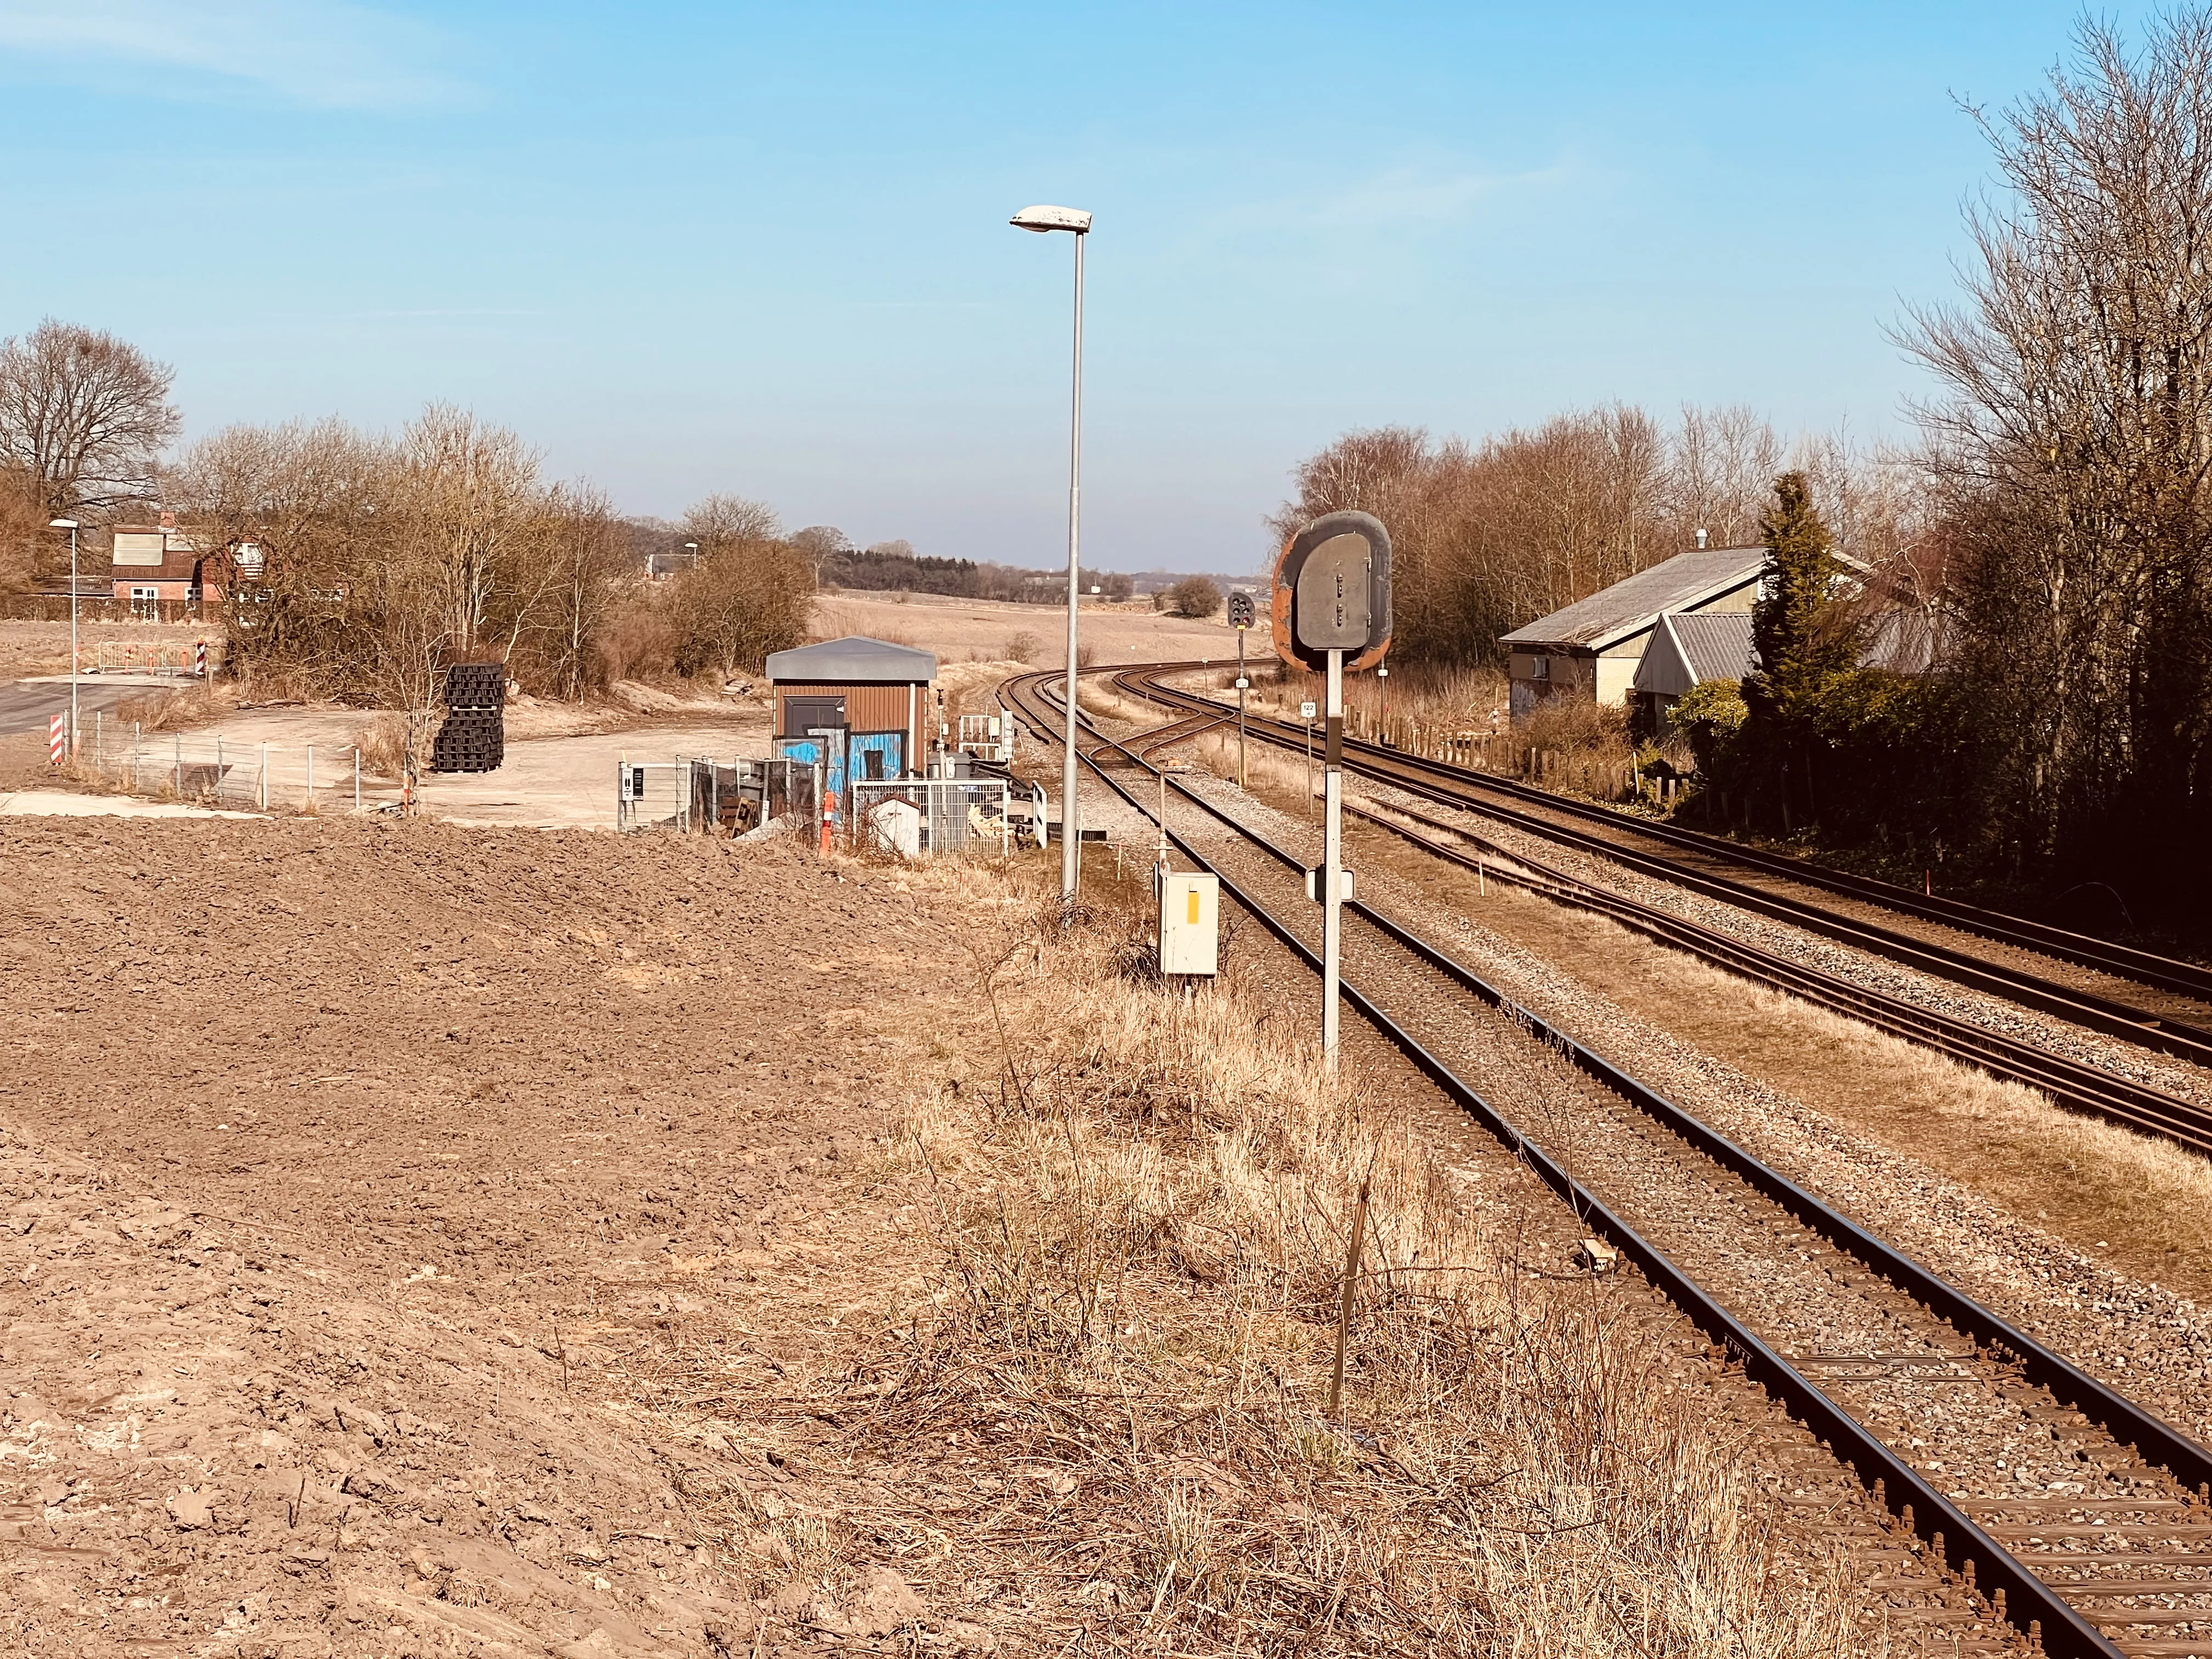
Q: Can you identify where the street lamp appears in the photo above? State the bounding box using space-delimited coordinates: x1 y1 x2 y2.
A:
50 519 79 757
1011 202 1092 904
683 540 698 571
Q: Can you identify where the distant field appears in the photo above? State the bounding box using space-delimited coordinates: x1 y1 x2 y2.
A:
0 618 216 680
812 590 1243 668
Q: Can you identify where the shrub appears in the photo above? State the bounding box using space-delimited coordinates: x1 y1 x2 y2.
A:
1165 577 1221 619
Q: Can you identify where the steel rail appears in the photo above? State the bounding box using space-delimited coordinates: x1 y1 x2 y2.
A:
1104 662 2212 1158
1115 662 2212 1001
1341 796 2212 1155
1003 666 2212 1657
1114 664 2212 1062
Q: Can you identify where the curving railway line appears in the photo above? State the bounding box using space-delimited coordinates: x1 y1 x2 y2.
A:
1108 663 2212 1057
1087 662 2212 1159
999 664 2212 1659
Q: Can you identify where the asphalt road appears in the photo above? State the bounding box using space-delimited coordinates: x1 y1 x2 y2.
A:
0 679 171 738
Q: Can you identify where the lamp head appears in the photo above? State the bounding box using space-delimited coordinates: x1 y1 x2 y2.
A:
1010 205 1092 234
48 518 77 529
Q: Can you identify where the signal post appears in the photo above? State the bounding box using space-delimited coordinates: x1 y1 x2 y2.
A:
1270 512 1392 1071
1227 590 1256 788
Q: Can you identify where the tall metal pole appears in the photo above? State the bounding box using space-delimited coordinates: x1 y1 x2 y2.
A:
1236 628 1248 789
1059 230 1086 903
1323 647 1344 1070
68 526 79 758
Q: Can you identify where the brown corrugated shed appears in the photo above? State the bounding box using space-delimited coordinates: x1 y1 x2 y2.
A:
766 636 938 775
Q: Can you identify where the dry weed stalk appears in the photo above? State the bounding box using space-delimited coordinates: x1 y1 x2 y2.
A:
872 877 1880 1656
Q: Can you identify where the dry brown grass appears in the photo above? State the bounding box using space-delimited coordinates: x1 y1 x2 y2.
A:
833 871 1878 1655
358 710 430 779
112 680 238 732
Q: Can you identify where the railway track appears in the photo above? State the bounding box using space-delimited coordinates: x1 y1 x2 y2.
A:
1085 662 2212 1160
1002 666 2212 1659
1108 663 2212 1066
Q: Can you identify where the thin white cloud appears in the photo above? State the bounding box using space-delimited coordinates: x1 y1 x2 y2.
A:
1237 155 1590 238
0 0 458 108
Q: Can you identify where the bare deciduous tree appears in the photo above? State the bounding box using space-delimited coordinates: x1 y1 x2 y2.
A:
1901 10 2212 894
0 320 179 519
685 493 782 549
1277 407 1926 669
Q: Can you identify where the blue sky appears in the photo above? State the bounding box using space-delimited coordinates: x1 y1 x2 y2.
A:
0 1 2147 572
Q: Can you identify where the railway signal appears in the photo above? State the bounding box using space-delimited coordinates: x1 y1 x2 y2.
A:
1272 510 1392 1071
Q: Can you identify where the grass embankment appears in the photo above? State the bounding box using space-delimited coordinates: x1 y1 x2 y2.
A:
837 871 1871 1654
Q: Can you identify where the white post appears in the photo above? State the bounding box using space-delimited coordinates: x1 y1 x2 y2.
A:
307 744 314 806
259 742 268 810
1236 628 1248 789
1305 709 1313 820
354 749 361 812
215 734 223 805
67 525 78 758
1323 647 1345 1071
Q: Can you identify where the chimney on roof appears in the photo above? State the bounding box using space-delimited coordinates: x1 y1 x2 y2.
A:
159 510 177 531
1694 527 1708 549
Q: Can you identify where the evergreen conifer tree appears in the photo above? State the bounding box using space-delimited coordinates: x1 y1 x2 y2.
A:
1741 472 1858 826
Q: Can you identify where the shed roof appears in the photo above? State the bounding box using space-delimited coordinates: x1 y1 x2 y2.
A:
766 636 938 684
1632 611 1758 699
1499 545 1768 653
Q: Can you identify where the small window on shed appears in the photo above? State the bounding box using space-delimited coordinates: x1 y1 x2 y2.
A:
1532 654 1550 681
783 695 847 736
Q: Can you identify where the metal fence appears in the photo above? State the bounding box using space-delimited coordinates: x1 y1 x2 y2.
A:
617 756 825 834
80 720 366 814
81 639 213 679
849 776 1026 857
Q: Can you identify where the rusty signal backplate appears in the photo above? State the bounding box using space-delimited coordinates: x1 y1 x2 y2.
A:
1270 510 1392 673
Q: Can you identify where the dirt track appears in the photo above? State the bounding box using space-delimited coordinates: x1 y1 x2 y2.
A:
1 816 1003 1656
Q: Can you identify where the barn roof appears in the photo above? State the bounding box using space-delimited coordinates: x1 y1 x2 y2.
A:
1632 611 1758 698
1499 546 1768 653
766 636 938 684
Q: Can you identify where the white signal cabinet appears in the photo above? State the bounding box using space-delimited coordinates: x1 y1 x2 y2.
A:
1157 872 1220 977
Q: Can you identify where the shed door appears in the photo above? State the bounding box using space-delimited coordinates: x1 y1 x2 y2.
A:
783 695 846 737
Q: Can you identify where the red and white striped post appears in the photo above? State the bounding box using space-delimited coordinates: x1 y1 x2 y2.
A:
48 713 65 765
195 638 207 678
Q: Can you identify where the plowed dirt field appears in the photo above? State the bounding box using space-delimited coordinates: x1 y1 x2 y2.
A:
1 815 1003 1657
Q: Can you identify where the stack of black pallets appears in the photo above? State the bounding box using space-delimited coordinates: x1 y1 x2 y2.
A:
431 663 506 773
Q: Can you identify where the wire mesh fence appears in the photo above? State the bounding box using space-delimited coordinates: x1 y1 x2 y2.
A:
617 757 822 834
80 720 368 814
849 776 1029 856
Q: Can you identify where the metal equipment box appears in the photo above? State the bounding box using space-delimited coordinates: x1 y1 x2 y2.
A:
1158 872 1220 977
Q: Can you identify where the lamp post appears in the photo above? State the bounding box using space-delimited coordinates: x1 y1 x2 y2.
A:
1011 202 1093 904
683 540 698 572
50 519 79 755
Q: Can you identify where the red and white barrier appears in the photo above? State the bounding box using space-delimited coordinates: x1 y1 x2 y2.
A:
195 638 207 677
48 713 65 765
